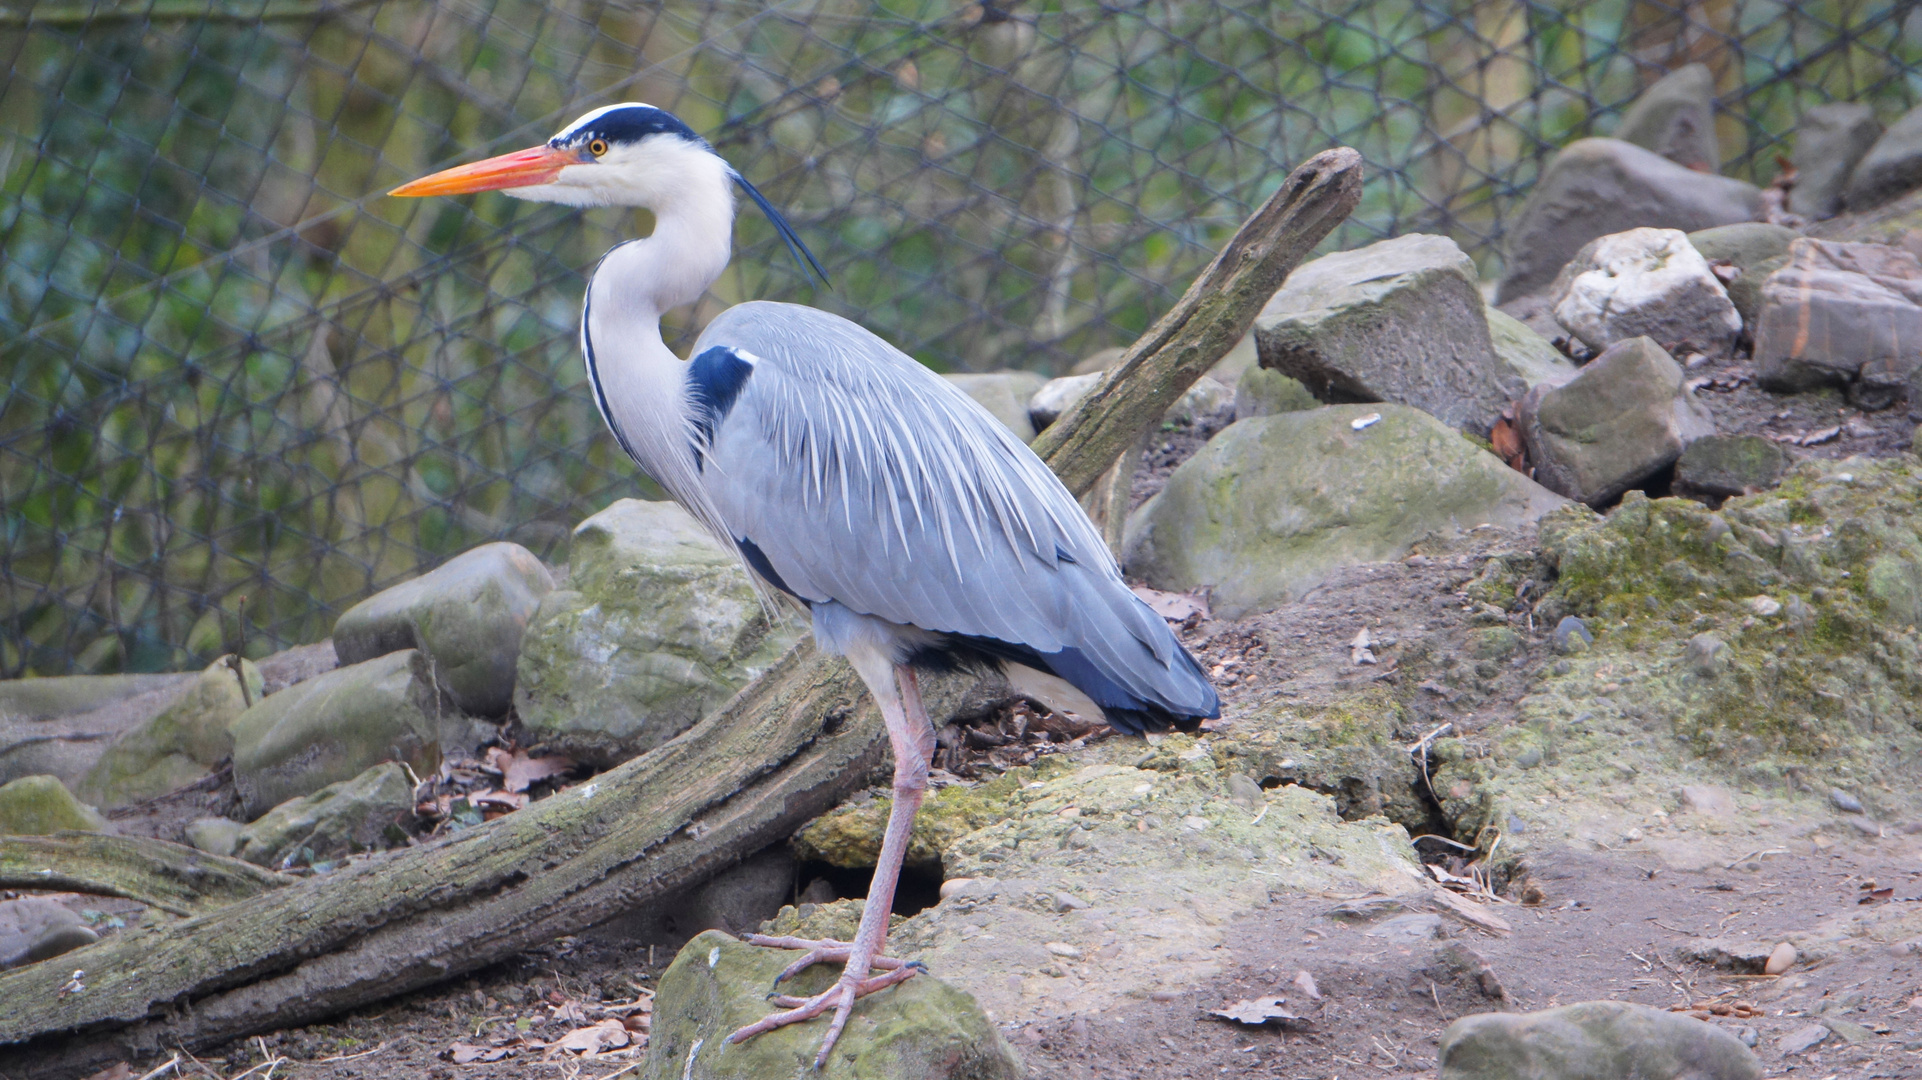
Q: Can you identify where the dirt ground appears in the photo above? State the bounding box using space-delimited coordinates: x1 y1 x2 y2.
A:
38 341 1922 1080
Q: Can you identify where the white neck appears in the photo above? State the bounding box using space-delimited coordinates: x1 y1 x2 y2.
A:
579 147 740 549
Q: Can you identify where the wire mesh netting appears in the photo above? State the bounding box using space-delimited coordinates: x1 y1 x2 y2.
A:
3 0 1918 676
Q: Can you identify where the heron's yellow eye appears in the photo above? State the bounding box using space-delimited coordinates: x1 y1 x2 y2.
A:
589 139 609 157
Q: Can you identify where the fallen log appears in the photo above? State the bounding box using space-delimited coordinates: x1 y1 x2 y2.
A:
0 833 284 918
0 147 1361 1079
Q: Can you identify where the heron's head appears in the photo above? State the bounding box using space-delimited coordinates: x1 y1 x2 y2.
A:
390 103 827 283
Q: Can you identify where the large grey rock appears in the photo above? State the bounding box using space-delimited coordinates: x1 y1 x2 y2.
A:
1686 223 1800 326
0 774 108 834
1440 1000 1761 1080
1517 337 1716 507
515 500 804 767
1551 228 1741 358
0 673 195 788
1255 234 1518 433
944 372 1047 441
1487 307 1578 390
1613 63 1719 172
1233 366 1321 420
1754 237 1922 408
76 656 262 809
229 650 443 820
1496 138 1763 303
233 761 413 868
332 541 554 718
1123 404 1566 619
1847 104 1922 211
1793 103 1882 219
0 897 97 970
1674 435 1792 503
639 930 1021 1080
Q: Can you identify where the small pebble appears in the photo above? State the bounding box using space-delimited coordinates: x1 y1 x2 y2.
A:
1149 990 1182 1003
1045 942 1082 959
1778 1023 1829 1055
1831 788 1865 814
1849 817 1884 837
1052 891 1089 913
1747 595 1781 617
1181 816 1211 831
1735 1026 1759 1048
1624 827 1643 842
1764 941 1797 975
938 877 975 900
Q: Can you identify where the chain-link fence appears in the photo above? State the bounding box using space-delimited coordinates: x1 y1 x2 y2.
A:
2 0 1916 676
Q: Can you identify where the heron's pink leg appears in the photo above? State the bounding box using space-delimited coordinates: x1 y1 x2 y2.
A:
726 660 935 1068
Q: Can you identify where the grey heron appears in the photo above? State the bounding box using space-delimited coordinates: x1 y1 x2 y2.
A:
391 103 1218 1066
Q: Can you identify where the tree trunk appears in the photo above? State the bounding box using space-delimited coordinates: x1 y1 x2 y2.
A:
0 147 1362 1079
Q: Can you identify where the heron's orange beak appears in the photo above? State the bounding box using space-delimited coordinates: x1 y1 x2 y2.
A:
389 145 579 197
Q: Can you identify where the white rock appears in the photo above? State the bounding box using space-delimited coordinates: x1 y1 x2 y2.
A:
1747 595 1782 617
1551 227 1742 357
1027 372 1232 433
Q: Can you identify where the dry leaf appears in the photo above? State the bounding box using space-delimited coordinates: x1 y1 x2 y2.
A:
1292 969 1322 1002
1349 628 1377 666
470 788 529 812
1207 995 1303 1025
447 1041 510 1064
81 1065 132 1080
1490 415 1527 473
552 1018 631 1056
1861 887 1894 904
1131 585 1209 622
502 750 575 793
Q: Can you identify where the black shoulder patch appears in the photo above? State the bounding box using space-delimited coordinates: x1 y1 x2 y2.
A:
737 536 798 598
551 105 704 150
688 345 755 455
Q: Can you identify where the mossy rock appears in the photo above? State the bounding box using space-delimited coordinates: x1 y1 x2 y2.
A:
640 930 1022 1080
233 761 414 867
1435 459 1922 840
792 761 1069 870
77 656 262 809
0 775 108 834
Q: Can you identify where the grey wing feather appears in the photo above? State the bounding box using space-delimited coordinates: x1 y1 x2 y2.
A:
692 302 1200 708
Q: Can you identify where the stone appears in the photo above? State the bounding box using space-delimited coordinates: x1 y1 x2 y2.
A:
1426 942 1507 1002
1777 1023 1830 1055
185 817 243 857
1516 337 1716 507
1487 307 1578 390
1847 103 1922 211
515 500 804 767
1685 223 1799 326
1550 228 1741 358
332 541 555 718
1753 238 1922 408
1232 366 1320 421
1792 104 1881 219
1164 375 1234 424
1674 435 1791 503
0 775 108 834
1439 1000 1762 1080
229 650 443 820
0 673 197 789
1551 616 1593 655
637 930 1022 1079
1028 371 1103 432
1685 634 1729 678
1254 234 1519 433
1831 788 1864 814
1366 912 1444 944
607 847 801 941
1613 64 1720 172
75 656 263 809
0 896 97 970
1122 404 1566 619
233 761 414 868
1677 785 1733 816
1745 595 1780 617
944 371 1047 441
1496 138 1763 303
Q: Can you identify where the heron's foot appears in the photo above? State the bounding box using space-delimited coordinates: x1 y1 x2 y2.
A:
739 933 917 990
725 962 925 1067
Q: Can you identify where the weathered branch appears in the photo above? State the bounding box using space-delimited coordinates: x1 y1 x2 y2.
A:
1032 147 1365 496
0 148 1363 1079
0 833 285 918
